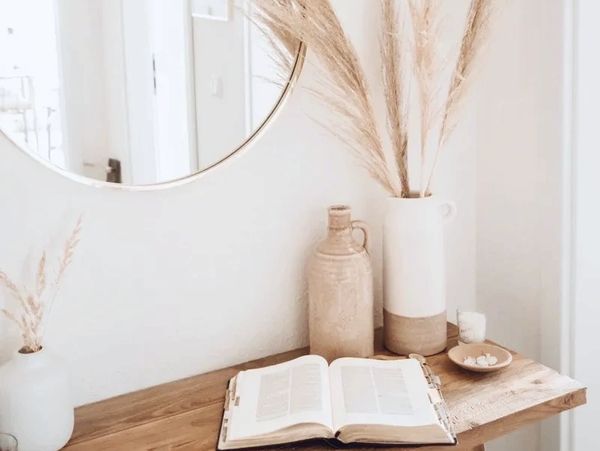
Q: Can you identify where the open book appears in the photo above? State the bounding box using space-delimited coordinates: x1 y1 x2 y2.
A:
218 355 456 449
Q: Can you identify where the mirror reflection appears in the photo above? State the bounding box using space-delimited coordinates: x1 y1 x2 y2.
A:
0 0 300 185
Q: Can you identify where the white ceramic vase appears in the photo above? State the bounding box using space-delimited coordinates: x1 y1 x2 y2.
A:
0 348 74 451
383 195 456 356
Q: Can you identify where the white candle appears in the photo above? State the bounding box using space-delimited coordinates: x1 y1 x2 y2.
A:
457 311 487 343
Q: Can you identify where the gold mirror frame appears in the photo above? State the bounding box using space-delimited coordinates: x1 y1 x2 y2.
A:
2 42 306 191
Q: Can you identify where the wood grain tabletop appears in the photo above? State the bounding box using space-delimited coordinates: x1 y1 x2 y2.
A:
63 324 586 451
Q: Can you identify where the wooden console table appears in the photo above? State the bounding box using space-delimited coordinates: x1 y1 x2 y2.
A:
63 324 585 450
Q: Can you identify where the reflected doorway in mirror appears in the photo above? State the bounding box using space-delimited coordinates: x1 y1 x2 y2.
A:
0 0 305 188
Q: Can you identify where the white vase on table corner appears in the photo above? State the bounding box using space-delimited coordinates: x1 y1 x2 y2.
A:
383 194 456 356
0 347 74 451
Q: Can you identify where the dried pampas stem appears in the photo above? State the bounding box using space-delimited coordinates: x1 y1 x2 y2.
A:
251 0 403 197
251 0 493 197
409 0 444 196
0 269 42 352
0 271 23 303
55 216 82 287
0 217 82 353
424 0 492 194
36 251 46 298
380 0 410 197
245 0 300 79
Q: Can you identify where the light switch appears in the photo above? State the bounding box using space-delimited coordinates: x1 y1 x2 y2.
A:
211 76 223 98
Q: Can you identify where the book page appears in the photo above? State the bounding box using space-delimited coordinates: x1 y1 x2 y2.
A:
329 358 439 432
227 355 333 441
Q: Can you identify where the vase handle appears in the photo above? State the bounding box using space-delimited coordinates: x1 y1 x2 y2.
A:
440 201 457 223
352 220 369 251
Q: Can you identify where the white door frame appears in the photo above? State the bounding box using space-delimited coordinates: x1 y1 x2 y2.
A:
568 0 600 450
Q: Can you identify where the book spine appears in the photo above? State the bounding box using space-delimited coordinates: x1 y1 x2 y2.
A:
221 377 238 443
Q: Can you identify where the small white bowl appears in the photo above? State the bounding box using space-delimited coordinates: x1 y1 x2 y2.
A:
448 343 512 373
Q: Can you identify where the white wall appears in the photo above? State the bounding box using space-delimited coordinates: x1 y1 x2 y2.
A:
475 1 567 450
0 7 568 451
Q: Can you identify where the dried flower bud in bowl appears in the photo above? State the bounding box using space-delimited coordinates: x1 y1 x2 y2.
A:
448 343 512 373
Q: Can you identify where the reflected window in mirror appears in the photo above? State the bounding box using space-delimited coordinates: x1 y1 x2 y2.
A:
0 0 65 167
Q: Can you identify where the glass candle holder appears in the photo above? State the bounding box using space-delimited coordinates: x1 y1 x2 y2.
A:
0 433 18 451
457 310 487 344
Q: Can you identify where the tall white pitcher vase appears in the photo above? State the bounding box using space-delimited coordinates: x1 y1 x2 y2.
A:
383 194 456 356
0 347 74 451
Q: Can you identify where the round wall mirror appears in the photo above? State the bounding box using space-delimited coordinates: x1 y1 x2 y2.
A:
0 0 304 187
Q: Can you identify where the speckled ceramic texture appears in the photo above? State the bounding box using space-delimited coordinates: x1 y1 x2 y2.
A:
383 310 447 356
308 206 374 362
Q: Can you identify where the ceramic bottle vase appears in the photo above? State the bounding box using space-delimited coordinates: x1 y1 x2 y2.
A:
383 195 456 356
308 205 374 362
0 348 74 451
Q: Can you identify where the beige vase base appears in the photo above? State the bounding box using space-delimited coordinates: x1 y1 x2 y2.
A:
384 310 447 356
